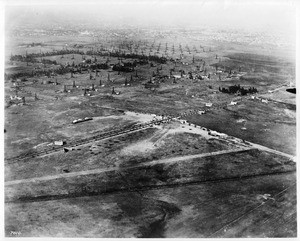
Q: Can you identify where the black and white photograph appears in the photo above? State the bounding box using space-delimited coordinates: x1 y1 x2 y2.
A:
2 0 298 238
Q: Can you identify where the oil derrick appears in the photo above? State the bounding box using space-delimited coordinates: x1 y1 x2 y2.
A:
130 75 133 82
118 70 120 75
99 78 103 87
169 69 173 78
63 85 67 92
219 73 221 80
124 77 128 86
55 79 58 85
22 97 25 105
71 71 74 78
73 80 76 88
173 76 177 84
135 70 138 77
91 84 95 91
34 93 38 101
192 55 195 63
83 88 87 96
227 69 231 78
152 71 155 77
215 54 218 59
180 70 183 77
96 70 99 77
82 55 85 60
208 73 211 79
112 86 116 95
90 73 93 80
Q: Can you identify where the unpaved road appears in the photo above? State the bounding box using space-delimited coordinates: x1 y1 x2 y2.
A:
5 147 253 186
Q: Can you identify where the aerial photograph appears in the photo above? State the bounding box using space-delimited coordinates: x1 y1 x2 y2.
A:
3 0 298 238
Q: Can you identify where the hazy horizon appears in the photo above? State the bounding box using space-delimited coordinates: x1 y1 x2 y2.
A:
5 0 297 35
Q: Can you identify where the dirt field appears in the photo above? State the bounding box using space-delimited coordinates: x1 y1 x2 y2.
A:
4 25 296 238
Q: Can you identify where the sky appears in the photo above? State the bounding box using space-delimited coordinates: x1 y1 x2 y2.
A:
3 0 298 34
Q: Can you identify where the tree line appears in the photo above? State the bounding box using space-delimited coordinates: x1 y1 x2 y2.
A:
219 84 258 95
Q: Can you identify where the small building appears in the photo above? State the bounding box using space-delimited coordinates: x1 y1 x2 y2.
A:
54 140 65 146
172 75 181 79
205 103 213 107
262 99 268 103
229 101 237 106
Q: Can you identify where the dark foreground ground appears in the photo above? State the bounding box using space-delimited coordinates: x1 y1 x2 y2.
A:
5 29 296 238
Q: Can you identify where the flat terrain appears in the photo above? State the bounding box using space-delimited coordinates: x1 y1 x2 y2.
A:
4 26 296 238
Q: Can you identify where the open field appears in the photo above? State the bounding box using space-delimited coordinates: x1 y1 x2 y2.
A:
4 22 296 238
